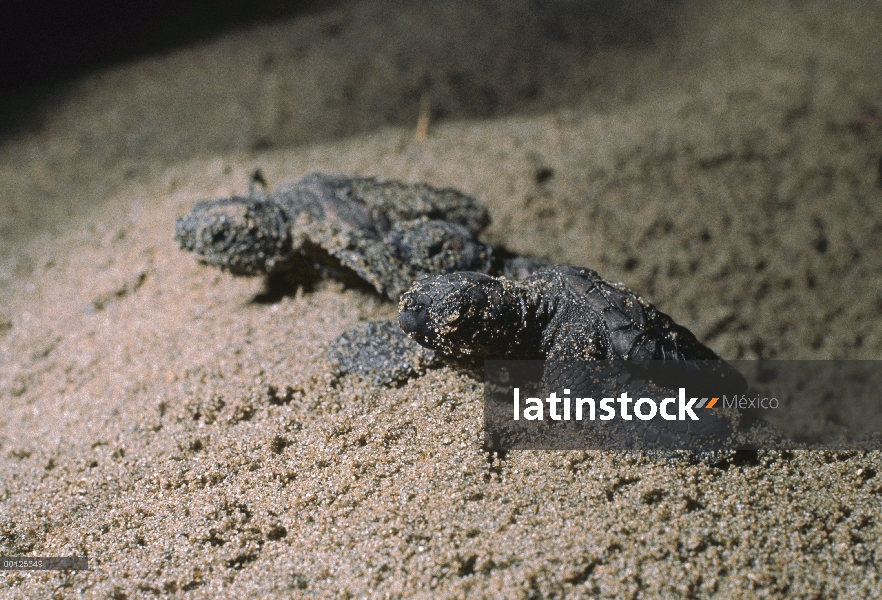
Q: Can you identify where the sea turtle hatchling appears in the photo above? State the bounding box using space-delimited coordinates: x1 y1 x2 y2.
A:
398 266 724 367
175 172 495 300
398 266 747 450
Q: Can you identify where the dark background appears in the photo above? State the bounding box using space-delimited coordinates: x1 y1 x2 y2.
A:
1 0 334 93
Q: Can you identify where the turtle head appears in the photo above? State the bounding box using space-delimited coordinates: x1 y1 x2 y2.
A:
398 272 526 365
175 197 293 275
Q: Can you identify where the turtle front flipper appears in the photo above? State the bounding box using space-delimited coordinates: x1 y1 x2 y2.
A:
327 320 440 385
311 218 494 300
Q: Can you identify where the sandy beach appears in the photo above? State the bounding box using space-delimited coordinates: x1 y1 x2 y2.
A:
2 0 882 596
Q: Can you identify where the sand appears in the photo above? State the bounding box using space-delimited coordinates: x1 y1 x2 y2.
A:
1 0 881 596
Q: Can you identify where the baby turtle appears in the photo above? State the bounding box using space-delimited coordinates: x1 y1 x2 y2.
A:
398 266 723 367
399 266 745 449
175 172 494 300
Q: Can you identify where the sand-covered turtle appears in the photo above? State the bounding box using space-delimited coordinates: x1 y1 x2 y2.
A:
175 172 495 300
332 263 740 391
398 265 723 367
398 266 746 450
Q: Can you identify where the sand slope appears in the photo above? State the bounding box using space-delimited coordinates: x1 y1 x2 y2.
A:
1 0 881 596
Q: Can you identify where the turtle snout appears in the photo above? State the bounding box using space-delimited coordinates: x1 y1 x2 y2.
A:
398 293 432 337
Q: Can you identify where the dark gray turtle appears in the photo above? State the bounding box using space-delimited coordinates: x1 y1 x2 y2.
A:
175 172 494 300
332 263 735 390
175 172 555 385
398 266 747 450
398 265 722 368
